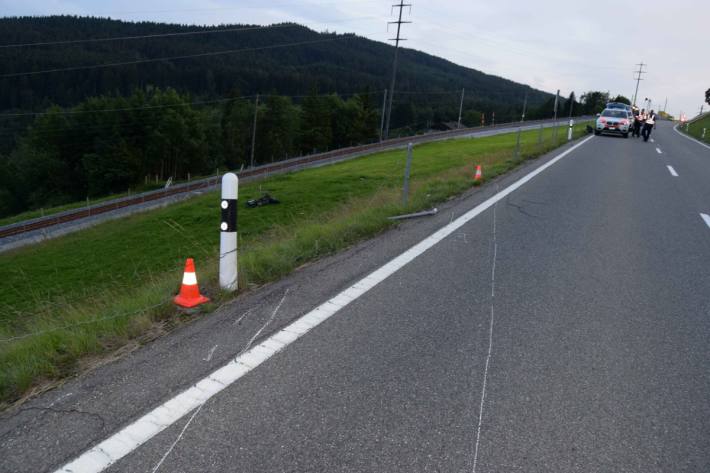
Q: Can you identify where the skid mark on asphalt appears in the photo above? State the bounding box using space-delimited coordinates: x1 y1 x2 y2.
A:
472 200 498 473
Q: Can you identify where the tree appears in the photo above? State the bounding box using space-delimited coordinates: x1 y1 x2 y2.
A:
705 88 710 107
610 95 631 105
580 91 610 114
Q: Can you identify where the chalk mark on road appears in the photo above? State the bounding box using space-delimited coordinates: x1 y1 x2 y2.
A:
655 147 662 154
203 345 218 362
667 166 678 177
472 199 498 473
150 403 205 473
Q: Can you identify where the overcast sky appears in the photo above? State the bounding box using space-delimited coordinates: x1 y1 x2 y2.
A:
2 0 708 117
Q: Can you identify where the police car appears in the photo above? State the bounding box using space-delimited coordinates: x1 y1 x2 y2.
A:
595 108 630 138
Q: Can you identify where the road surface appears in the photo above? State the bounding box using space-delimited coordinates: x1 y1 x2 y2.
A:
1 120 708 472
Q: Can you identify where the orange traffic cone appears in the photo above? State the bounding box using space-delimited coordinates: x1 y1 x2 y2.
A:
474 165 483 181
174 258 210 308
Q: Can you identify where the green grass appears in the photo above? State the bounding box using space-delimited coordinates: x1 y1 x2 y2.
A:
0 122 591 406
680 115 710 144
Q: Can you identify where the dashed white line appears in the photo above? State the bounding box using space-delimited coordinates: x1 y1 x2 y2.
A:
667 166 678 177
650 138 655 143
656 147 662 154
54 135 595 473
701 213 710 229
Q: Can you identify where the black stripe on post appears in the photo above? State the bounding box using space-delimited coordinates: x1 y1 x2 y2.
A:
220 199 238 232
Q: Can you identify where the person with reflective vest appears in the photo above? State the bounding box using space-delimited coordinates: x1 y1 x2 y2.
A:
632 107 643 137
642 110 656 142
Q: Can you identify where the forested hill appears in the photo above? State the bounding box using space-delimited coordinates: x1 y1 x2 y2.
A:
0 15 551 112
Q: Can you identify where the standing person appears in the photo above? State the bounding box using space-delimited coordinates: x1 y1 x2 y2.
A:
632 107 643 137
642 110 656 142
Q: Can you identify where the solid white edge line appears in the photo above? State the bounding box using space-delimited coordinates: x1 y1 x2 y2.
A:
673 125 710 150
701 213 710 229
54 135 595 473
666 165 678 177
655 147 662 154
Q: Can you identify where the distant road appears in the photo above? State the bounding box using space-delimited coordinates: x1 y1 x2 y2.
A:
2 120 708 472
0 116 587 253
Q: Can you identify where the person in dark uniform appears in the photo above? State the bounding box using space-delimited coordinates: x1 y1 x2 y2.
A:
632 107 642 137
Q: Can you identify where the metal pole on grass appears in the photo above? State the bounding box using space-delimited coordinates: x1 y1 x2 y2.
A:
219 173 239 291
379 89 388 142
457 88 465 128
402 143 413 206
515 128 522 158
250 94 259 168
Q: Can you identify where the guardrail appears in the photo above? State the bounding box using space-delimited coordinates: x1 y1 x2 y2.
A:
0 116 590 240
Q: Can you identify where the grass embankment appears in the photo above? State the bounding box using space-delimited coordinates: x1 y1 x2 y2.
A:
0 123 591 407
680 115 710 144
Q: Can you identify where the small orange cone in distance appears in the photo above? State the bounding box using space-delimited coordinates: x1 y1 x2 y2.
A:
474 165 483 181
174 258 210 308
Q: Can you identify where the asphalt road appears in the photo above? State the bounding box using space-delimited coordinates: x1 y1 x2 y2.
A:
1 121 708 472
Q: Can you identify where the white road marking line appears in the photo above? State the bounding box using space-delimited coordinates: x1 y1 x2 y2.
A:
656 147 662 154
673 125 710 150
472 201 498 473
54 135 595 473
667 166 678 177
701 214 710 229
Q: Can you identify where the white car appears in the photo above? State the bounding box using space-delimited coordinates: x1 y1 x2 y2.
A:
595 108 630 138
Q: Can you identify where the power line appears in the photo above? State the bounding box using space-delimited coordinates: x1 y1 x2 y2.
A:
383 0 412 140
0 34 371 79
0 89 389 120
0 24 299 49
0 16 381 49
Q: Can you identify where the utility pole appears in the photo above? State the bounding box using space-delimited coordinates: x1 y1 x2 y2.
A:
457 88 465 128
631 62 646 107
250 94 259 168
383 0 411 140
379 89 388 141
521 91 528 122
663 97 668 113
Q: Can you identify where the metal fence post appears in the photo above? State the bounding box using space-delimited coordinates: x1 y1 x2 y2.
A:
402 143 413 206
515 128 522 158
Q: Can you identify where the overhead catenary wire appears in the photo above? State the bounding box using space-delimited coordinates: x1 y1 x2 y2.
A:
0 33 375 79
0 15 381 49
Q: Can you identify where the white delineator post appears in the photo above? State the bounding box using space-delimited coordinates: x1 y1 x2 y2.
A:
568 118 574 141
219 173 238 291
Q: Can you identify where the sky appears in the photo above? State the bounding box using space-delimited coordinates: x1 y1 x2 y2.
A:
2 0 709 118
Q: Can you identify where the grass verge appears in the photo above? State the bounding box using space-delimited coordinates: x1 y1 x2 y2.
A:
0 122 591 407
678 115 710 144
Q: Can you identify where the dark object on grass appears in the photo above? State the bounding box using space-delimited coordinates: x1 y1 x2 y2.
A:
246 193 280 208
586 125 594 134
